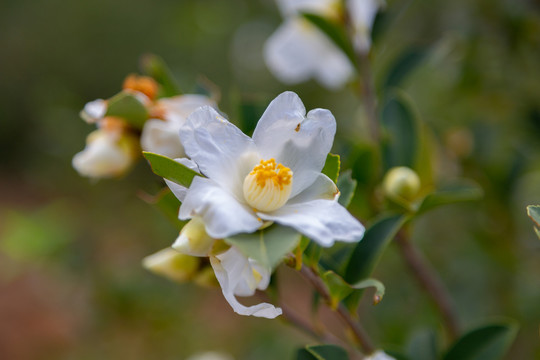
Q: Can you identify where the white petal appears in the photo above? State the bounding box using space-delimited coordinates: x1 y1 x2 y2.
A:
253 92 336 197
210 248 282 319
179 106 259 198
347 0 381 52
264 18 353 89
258 199 364 247
80 99 107 123
157 94 217 124
165 158 200 203
287 173 338 204
141 119 185 159
72 130 134 178
179 177 262 239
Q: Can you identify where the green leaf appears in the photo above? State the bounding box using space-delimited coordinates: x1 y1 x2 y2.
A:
337 169 357 208
143 152 200 188
297 345 349 360
139 188 186 230
443 321 519 360
301 13 356 65
381 91 420 170
323 271 386 310
344 214 407 284
140 53 181 97
105 91 149 129
225 224 301 270
417 181 483 215
322 153 341 183
526 205 540 228
384 47 428 89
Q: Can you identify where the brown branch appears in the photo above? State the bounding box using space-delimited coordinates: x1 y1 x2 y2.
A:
357 52 380 144
298 265 376 355
395 231 460 340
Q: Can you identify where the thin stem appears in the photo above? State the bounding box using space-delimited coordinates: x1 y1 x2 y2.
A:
299 265 376 355
357 52 380 144
395 231 460 340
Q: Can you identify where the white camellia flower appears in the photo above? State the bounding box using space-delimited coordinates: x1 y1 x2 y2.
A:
72 129 138 178
166 91 364 318
264 0 353 89
347 0 382 53
171 91 364 247
141 95 216 159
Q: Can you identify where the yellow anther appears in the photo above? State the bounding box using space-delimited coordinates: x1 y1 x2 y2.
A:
243 158 293 212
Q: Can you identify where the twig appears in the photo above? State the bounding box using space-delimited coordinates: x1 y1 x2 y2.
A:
357 52 380 144
395 231 460 340
298 265 376 355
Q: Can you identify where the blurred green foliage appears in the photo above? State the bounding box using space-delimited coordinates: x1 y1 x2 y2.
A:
1 0 540 359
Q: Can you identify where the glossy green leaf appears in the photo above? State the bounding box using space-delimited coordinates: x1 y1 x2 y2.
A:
143 152 200 188
323 271 354 309
384 47 428 89
344 214 407 284
322 153 341 183
337 169 357 208
417 181 483 215
297 344 349 360
443 321 519 360
381 92 420 170
225 224 301 270
139 188 186 230
140 53 181 97
301 13 356 65
105 91 149 129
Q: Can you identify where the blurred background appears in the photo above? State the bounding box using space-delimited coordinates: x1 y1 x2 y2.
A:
1 0 540 358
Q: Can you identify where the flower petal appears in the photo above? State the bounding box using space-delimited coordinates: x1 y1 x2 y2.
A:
210 247 282 319
80 99 106 123
180 106 259 198
253 92 337 197
264 19 353 89
165 158 200 203
179 176 262 238
141 119 184 158
347 0 381 52
157 94 216 124
287 173 338 204
275 0 339 17
258 199 364 247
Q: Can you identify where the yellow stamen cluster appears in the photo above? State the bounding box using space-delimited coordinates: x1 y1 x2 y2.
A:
123 74 159 101
243 159 293 212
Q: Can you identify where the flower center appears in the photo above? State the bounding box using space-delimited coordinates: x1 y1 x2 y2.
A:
243 158 293 212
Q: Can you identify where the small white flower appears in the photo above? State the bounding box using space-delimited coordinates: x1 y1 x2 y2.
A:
210 247 281 319
264 0 353 89
141 95 217 159
80 99 107 124
364 350 397 360
347 0 382 53
170 91 364 248
72 129 138 178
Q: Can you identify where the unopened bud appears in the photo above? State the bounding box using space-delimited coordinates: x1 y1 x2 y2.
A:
173 217 215 257
142 248 200 283
193 265 219 288
123 74 158 101
382 166 421 202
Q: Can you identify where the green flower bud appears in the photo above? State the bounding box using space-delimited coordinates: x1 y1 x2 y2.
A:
142 248 200 283
382 166 421 202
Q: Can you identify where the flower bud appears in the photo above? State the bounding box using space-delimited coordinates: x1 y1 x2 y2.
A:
382 166 421 202
193 265 219 288
72 129 139 179
142 248 200 283
172 217 215 257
